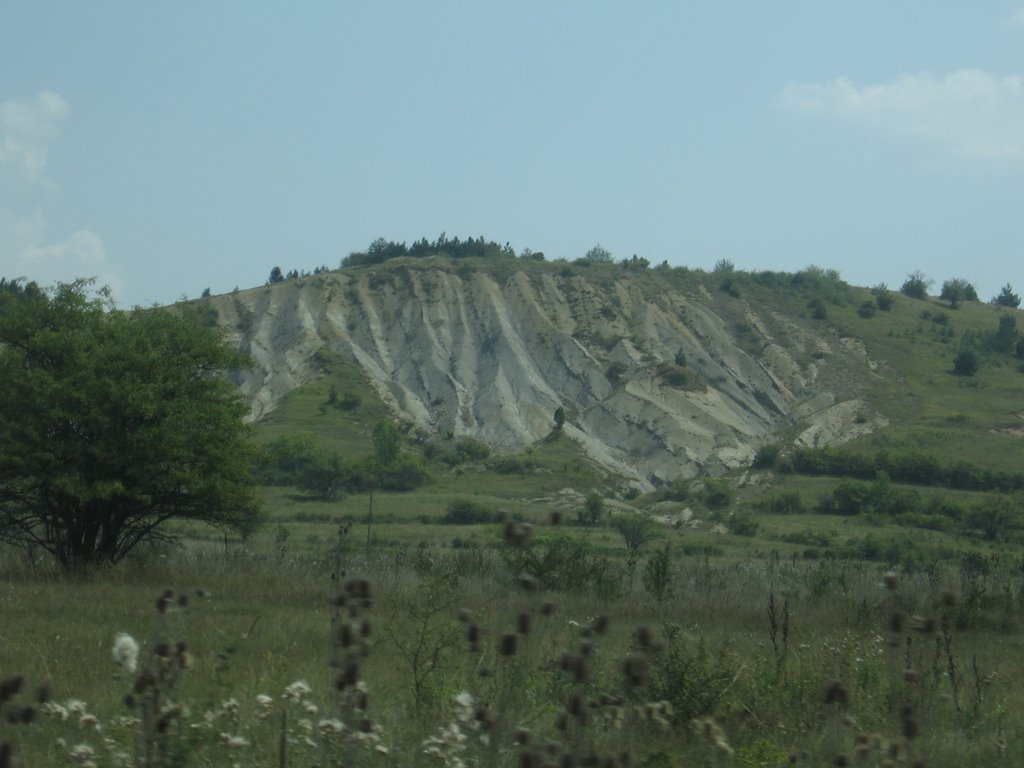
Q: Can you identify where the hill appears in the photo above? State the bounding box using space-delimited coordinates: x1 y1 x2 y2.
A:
196 251 1023 491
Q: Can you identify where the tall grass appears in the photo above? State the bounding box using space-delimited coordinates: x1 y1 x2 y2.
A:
3 530 1023 767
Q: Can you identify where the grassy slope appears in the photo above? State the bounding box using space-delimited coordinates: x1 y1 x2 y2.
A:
232 260 1024 577
6 264 1024 767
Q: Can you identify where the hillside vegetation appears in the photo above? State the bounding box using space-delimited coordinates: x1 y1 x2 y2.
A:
5 247 1024 767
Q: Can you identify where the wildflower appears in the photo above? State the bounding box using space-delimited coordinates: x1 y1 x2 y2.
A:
111 633 139 674
67 699 88 716
283 680 312 701
220 698 240 715
319 718 344 734
42 702 69 720
69 742 96 761
219 733 250 748
254 693 273 718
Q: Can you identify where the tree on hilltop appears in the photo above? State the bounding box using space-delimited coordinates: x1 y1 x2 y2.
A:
993 283 1021 308
939 278 978 309
900 271 932 300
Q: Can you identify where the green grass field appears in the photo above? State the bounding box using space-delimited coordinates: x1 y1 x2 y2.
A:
5 264 1024 766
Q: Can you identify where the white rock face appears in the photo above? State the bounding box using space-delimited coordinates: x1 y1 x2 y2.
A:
210 262 884 488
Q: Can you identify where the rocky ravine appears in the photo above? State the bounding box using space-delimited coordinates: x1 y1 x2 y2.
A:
207 261 886 488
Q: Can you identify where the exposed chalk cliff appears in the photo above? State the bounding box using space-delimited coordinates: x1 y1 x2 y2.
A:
208 259 885 488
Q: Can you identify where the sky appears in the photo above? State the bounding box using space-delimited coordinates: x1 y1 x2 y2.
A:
2 2 1023 308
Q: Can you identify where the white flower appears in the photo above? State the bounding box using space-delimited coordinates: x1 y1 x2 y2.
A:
111 633 140 674
219 733 250 748
318 718 344 734
221 698 240 715
43 702 69 720
67 699 88 716
283 680 312 701
255 694 273 708
69 742 95 761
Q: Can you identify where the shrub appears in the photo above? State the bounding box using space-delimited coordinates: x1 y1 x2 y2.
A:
752 444 780 469
440 499 495 525
729 511 759 536
940 277 978 308
873 284 895 310
756 492 805 515
578 491 605 525
702 479 734 510
901 271 932 299
642 542 673 601
952 349 979 376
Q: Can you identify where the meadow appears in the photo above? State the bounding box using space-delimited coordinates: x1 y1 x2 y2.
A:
5 264 1024 766
3 488 1024 767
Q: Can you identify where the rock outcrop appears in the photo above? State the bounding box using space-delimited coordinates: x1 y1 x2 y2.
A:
208 260 883 488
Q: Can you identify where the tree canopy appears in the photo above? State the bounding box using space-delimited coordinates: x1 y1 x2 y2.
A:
993 283 1021 308
939 277 978 308
0 280 260 571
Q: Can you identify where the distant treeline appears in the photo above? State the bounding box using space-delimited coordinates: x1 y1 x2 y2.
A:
343 234 524 268
783 446 1024 493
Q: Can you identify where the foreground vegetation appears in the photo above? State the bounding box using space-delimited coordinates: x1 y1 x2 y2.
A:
5 254 1024 765
3 504 1024 767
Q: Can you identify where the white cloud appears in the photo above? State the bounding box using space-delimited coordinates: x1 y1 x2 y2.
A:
781 69 1024 161
0 91 69 189
0 92 124 298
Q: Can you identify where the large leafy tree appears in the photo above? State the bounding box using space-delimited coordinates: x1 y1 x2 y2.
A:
0 280 260 571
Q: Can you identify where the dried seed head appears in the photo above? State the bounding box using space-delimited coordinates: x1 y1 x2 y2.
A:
517 573 539 593
339 624 353 648
567 692 585 716
901 716 919 740
824 680 848 705
457 608 472 623
592 616 610 636
579 640 593 657
551 511 563 526
910 615 936 634
0 676 24 704
541 601 556 616
574 658 591 684
635 626 654 650
942 591 957 607
517 612 532 635
889 612 905 634
514 727 532 745
883 571 898 590
505 522 533 547
623 655 648 687
500 634 518 657
177 593 189 607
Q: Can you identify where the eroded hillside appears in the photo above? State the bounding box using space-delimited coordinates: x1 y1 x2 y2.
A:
207 259 888 487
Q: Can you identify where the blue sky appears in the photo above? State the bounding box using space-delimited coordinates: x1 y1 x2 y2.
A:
2 2 1023 307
